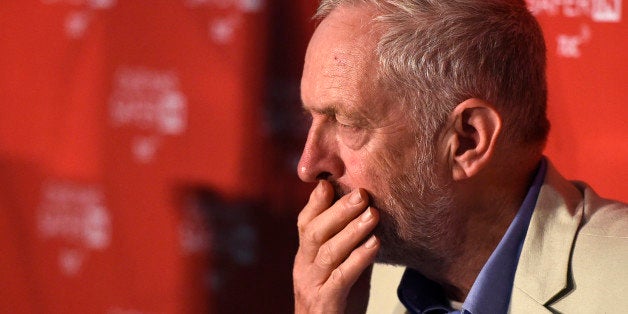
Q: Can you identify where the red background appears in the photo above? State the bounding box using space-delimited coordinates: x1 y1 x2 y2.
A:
0 1 625 313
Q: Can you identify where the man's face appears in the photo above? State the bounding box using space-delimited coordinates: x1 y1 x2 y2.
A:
298 5 458 270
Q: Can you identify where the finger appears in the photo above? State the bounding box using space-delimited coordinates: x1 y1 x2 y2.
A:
299 188 369 259
297 180 334 233
313 206 379 272
322 235 380 303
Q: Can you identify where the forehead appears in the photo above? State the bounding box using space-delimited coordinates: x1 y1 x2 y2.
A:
301 5 381 114
307 5 377 61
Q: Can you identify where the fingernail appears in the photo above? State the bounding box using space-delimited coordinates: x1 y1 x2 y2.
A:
349 190 362 204
361 207 372 222
364 235 378 249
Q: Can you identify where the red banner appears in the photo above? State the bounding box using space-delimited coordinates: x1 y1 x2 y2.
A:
0 1 625 313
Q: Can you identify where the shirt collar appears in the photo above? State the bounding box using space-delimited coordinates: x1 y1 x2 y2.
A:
462 158 546 313
397 159 547 314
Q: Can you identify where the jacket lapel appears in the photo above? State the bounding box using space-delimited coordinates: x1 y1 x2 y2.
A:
509 162 584 313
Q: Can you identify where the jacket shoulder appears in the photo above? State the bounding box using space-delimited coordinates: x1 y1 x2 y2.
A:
550 183 628 313
575 181 628 237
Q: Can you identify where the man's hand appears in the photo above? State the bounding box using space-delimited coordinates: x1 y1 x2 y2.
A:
293 180 380 314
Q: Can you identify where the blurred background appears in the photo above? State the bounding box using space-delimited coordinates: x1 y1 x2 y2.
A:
0 0 625 313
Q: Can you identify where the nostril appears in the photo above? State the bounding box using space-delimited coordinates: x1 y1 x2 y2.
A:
316 172 332 181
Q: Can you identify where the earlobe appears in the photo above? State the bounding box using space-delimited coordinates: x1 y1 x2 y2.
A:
447 98 502 181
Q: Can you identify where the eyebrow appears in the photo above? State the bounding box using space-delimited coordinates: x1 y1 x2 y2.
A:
301 101 363 121
310 106 338 118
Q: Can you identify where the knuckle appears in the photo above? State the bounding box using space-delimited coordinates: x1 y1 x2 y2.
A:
304 228 323 245
316 243 335 267
330 268 347 287
296 217 307 235
296 216 316 241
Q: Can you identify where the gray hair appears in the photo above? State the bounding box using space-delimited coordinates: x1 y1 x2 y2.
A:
315 0 549 151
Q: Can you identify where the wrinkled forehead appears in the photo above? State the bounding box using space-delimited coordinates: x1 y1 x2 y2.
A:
311 5 377 48
301 5 380 101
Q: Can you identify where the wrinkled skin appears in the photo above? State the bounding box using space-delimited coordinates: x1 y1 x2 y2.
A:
292 4 438 313
293 181 380 313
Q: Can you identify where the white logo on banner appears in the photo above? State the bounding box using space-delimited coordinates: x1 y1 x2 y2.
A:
557 24 592 58
41 0 116 9
108 67 188 163
88 0 116 9
183 0 265 44
591 0 623 21
526 0 623 58
238 0 264 12
210 16 242 44
37 180 112 276
131 136 161 163
65 11 91 39
42 0 117 39
184 0 264 12
59 249 86 276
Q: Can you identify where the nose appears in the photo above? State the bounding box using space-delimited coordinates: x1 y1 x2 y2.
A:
297 123 343 182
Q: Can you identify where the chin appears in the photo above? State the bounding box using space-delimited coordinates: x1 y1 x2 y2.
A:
369 198 457 274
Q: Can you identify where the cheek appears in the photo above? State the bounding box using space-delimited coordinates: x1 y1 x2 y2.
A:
339 149 371 186
340 148 392 193
343 151 366 174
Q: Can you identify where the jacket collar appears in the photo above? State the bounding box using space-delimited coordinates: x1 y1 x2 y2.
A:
510 161 584 312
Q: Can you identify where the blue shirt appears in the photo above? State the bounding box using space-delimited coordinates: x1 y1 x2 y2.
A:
398 159 547 314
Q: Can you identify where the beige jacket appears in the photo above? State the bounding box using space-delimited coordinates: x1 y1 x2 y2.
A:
367 162 628 314
510 163 628 313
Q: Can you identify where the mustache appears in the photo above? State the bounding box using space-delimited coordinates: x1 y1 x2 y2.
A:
327 180 352 202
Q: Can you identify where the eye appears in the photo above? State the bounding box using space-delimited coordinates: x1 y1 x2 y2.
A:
335 119 368 149
334 115 360 130
337 121 360 131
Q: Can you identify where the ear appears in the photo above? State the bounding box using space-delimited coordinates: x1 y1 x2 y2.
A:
444 98 502 181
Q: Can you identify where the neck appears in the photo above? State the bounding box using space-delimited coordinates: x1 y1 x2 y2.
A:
428 157 541 301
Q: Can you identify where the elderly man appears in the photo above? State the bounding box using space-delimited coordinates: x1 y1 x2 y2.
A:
292 0 628 313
